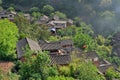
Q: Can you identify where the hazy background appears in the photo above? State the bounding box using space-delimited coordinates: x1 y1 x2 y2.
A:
2 0 120 36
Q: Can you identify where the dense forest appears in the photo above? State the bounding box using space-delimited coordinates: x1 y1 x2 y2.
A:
0 0 120 80
2 0 120 36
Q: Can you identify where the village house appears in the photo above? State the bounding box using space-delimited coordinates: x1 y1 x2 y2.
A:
49 54 70 65
98 59 112 74
23 13 31 22
16 38 41 59
16 37 119 79
48 20 67 29
39 41 61 54
51 15 59 21
0 10 16 21
17 38 73 65
48 20 67 35
35 15 49 25
39 39 73 65
67 19 73 26
85 52 99 67
60 39 73 53
77 51 114 75
85 52 113 74
39 39 73 54
39 40 71 65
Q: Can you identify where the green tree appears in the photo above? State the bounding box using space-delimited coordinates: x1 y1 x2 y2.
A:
7 6 15 11
0 70 19 80
76 22 94 35
95 34 112 59
95 35 106 45
30 24 50 40
19 47 34 80
109 56 120 66
78 61 105 80
48 66 59 76
106 67 120 80
53 11 67 20
13 14 31 39
69 52 105 80
0 19 18 60
57 25 76 37
30 7 39 13
96 45 112 59
47 76 74 80
74 17 82 27
59 66 70 76
48 36 60 42
19 49 50 80
32 51 50 80
42 5 54 16
31 12 42 20
73 33 96 51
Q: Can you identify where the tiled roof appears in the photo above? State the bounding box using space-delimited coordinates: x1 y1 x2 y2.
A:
40 42 61 50
97 59 112 73
39 39 73 51
0 62 14 74
23 13 30 17
49 21 67 24
17 38 73 65
40 15 49 21
16 38 41 59
49 54 70 65
85 51 98 59
60 39 73 46
99 59 111 65
98 64 112 73
26 38 41 51
67 19 73 25
48 20 67 29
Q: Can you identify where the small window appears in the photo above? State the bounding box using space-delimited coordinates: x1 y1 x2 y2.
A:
9 14 13 17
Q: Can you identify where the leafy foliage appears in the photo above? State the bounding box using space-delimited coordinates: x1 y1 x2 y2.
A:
0 19 18 60
47 76 74 80
30 24 50 40
48 66 59 76
59 66 70 76
106 67 120 79
42 5 54 16
1 0 120 79
78 61 105 80
19 48 50 80
57 25 76 37
53 11 67 20
0 69 19 80
74 33 96 51
13 14 31 39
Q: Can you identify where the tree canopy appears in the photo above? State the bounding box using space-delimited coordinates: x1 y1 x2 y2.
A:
0 19 18 60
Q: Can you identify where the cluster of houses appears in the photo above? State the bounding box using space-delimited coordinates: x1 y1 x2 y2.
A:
0 10 16 21
17 38 73 65
0 10 119 79
0 37 116 77
16 37 120 76
0 10 73 35
34 15 73 34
